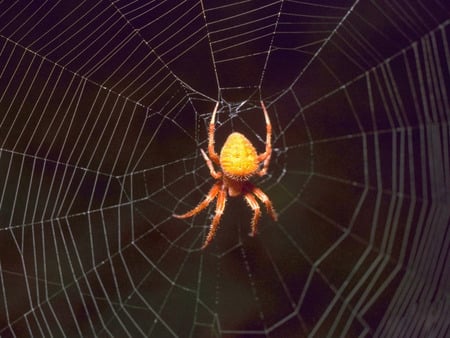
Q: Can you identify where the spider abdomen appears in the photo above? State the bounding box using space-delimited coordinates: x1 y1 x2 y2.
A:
220 132 258 180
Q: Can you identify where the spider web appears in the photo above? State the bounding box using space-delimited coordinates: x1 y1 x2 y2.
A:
1 0 449 337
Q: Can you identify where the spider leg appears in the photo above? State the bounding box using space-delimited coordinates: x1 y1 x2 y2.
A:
173 182 221 219
244 193 261 237
208 102 220 164
249 184 278 221
257 100 273 176
202 185 227 249
200 149 222 179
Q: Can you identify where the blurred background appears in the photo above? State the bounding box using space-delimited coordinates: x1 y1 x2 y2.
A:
0 1 449 337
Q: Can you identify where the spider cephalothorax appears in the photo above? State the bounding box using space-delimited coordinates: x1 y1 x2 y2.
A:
173 101 277 249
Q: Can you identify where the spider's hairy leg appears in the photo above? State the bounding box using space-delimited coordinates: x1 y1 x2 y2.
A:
200 149 221 179
173 182 221 219
208 102 220 164
251 185 278 221
244 193 261 237
202 186 227 249
258 101 273 176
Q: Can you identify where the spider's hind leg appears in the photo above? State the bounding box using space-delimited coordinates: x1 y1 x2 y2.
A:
257 101 273 176
208 102 220 164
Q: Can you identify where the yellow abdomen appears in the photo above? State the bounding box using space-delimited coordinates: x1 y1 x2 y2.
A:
220 132 258 180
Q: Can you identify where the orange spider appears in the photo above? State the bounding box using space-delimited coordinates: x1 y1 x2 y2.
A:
173 101 277 249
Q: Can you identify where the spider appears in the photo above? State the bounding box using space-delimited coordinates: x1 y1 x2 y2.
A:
173 101 277 249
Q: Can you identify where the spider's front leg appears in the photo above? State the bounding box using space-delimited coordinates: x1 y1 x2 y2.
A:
251 185 278 221
173 182 221 219
244 193 261 237
202 186 227 249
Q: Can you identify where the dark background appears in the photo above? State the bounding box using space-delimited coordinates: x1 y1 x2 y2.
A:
0 1 449 337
